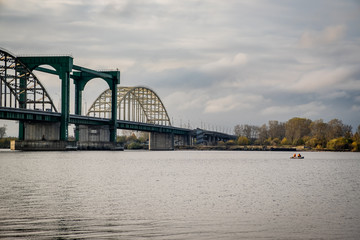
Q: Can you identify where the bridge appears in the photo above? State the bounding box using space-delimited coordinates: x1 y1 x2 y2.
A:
0 48 235 150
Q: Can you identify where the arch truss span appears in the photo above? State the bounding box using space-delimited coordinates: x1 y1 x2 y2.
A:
0 48 57 112
87 86 171 126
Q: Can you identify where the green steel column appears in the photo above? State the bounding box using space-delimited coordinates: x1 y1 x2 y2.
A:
18 72 27 140
110 81 117 142
74 81 82 141
18 122 25 140
60 71 70 141
74 81 82 115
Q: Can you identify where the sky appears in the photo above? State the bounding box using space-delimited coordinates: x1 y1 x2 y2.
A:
1 0 360 136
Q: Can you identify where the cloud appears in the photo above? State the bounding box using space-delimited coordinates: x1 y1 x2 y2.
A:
204 94 263 113
204 95 241 113
287 66 360 94
261 101 327 119
354 96 360 103
299 25 346 48
200 53 248 73
351 105 360 112
163 91 209 111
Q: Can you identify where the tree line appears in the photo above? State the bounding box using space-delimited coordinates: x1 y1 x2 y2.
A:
234 118 360 151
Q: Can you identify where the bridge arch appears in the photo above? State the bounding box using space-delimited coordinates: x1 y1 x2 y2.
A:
0 48 57 112
87 86 171 126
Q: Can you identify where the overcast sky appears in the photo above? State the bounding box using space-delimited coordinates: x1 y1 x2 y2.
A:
1 0 360 136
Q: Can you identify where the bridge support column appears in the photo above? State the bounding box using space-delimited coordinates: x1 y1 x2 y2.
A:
76 125 123 150
18 68 28 140
149 132 174 150
22 122 61 140
18 122 25 140
174 134 193 147
60 71 71 141
109 78 117 143
14 122 69 151
78 125 110 142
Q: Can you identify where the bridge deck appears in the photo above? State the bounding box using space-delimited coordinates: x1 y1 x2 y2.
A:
0 107 192 135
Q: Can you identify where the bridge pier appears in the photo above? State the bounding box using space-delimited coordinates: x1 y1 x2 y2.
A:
76 125 123 150
174 134 192 147
15 123 123 151
23 122 61 140
194 128 236 145
149 132 174 150
77 125 109 142
14 121 72 150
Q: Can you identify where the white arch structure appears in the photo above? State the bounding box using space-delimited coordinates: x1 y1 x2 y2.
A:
87 86 171 126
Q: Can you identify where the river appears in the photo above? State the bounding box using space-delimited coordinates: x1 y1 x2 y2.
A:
0 150 359 239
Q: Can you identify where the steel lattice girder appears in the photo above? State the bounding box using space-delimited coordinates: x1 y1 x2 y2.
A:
0 48 57 112
87 86 171 126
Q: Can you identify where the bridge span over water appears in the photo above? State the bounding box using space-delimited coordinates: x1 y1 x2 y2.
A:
0 48 235 150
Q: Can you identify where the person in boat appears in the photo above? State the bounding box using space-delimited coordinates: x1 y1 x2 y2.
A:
293 153 296 158
298 153 301 157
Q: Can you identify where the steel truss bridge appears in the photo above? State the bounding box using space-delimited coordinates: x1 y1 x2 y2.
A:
0 48 235 149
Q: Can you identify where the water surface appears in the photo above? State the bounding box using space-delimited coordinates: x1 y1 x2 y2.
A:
0 150 359 239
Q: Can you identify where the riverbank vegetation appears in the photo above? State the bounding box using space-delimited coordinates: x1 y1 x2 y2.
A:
0 125 14 148
0 137 17 148
117 132 148 150
233 118 360 152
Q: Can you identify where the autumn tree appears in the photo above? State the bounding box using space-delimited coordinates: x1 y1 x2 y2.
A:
309 119 328 147
326 119 350 140
351 124 360 151
327 137 349 151
285 117 312 144
268 120 285 140
353 125 360 143
237 136 249 145
258 124 268 144
234 124 259 143
234 124 243 136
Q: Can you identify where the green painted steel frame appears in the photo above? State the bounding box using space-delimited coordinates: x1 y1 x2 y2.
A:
17 56 73 140
72 66 120 142
18 58 120 142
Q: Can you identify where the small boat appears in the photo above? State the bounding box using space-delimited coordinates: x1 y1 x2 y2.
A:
290 156 304 159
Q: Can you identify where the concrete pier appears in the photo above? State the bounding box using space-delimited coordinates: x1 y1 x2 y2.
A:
149 132 174 150
15 140 75 151
24 122 60 141
78 125 110 142
14 140 124 151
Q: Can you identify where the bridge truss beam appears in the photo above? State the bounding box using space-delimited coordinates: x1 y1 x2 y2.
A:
0 49 57 112
87 86 171 126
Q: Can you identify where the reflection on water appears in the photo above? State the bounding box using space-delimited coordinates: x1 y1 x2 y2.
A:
0 150 360 239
